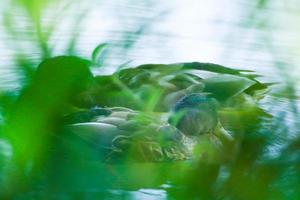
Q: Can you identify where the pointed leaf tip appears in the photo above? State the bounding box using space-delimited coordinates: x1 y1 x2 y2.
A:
91 43 107 65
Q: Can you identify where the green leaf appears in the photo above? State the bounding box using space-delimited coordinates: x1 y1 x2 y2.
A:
203 74 256 100
91 43 107 65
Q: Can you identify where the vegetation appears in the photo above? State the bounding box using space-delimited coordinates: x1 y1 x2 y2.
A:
0 0 300 200
0 53 283 199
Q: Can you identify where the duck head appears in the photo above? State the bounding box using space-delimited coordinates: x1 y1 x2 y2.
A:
169 93 219 137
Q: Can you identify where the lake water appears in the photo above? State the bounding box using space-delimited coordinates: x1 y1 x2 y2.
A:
1 0 300 84
1 0 300 199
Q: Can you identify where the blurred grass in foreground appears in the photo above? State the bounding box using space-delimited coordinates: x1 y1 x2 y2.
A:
0 0 300 200
0 56 299 200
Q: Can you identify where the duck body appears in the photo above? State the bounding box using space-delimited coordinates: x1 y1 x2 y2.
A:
59 107 189 163
59 93 236 164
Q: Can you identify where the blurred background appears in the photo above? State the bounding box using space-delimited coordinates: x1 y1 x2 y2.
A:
0 0 300 199
1 0 300 86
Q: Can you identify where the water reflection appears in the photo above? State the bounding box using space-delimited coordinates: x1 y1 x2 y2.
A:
1 0 300 84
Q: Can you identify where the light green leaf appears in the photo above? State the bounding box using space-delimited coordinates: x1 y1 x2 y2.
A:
91 43 107 65
203 74 256 100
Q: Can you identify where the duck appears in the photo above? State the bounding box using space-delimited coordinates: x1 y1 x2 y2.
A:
57 62 271 163
59 106 188 162
58 93 233 163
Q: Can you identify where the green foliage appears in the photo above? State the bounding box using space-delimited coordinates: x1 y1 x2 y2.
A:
1 0 299 199
91 43 107 66
0 46 299 200
1 56 94 198
90 62 266 113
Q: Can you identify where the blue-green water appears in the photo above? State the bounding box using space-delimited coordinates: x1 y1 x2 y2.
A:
1 0 300 86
